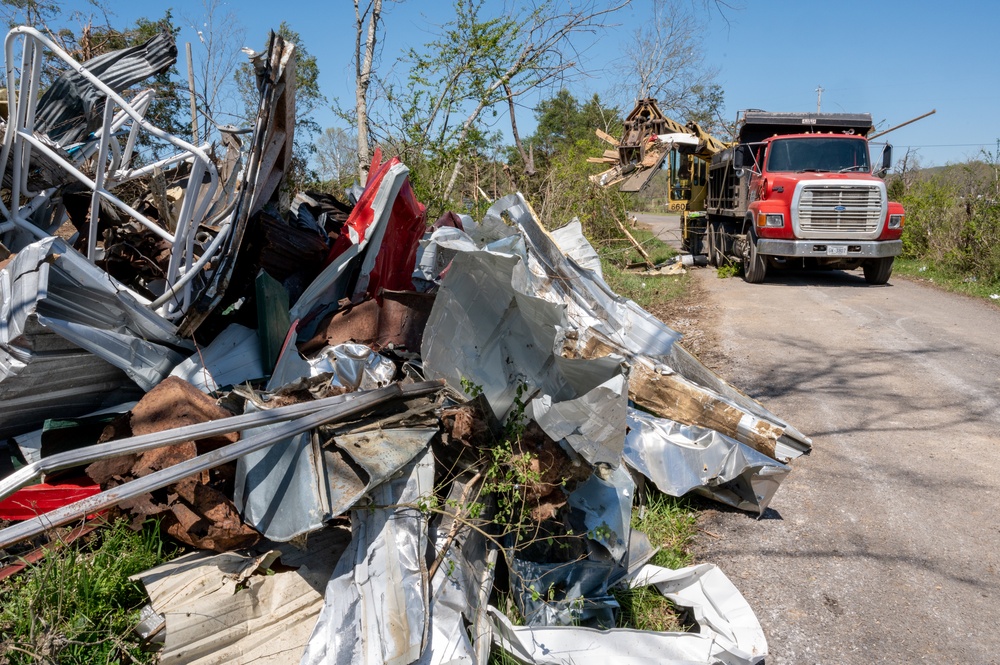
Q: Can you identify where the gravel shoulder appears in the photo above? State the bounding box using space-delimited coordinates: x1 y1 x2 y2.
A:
676 267 1000 665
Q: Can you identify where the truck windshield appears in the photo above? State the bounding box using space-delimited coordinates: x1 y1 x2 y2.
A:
766 137 870 173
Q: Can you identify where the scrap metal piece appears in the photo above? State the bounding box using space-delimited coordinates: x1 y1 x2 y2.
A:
169 323 265 392
33 31 178 146
549 219 603 277
421 248 627 424
290 159 412 328
528 374 627 468
510 558 619 629
235 426 436 542
300 290 435 356
491 563 767 665
1 237 189 388
0 385 441 502
490 193 681 359
0 236 188 437
302 448 434 665
624 408 789 515
134 526 352 665
567 463 635 565
0 383 444 550
178 31 296 336
415 474 497 665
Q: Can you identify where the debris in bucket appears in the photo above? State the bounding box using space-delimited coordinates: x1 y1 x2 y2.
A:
0 23 814 665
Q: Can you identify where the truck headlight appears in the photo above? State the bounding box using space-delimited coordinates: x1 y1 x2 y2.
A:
758 212 784 228
888 214 904 229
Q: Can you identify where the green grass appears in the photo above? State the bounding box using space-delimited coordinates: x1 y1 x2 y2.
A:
894 257 1000 303
632 492 698 571
613 492 698 633
0 518 178 664
597 228 689 311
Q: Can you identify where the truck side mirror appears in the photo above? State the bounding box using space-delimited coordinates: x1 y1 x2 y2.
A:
733 145 745 169
881 144 892 173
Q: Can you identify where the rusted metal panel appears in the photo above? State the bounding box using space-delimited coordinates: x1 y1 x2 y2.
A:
300 290 435 356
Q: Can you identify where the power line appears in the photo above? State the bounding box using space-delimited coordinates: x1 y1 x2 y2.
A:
895 143 993 148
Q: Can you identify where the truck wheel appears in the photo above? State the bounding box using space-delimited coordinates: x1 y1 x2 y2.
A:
706 222 719 267
742 230 767 283
863 257 894 285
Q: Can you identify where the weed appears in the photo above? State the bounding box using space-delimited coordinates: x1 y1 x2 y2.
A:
894 258 1000 303
0 518 178 665
716 262 740 279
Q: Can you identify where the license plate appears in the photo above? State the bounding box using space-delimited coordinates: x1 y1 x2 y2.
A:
827 246 848 256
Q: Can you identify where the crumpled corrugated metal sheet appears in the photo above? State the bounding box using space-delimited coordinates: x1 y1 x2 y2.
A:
33 31 178 146
421 248 628 431
302 447 434 665
527 374 627 468
0 236 189 438
491 563 767 665
624 407 790 515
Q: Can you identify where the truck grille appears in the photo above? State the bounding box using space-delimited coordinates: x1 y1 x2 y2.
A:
796 184 883 234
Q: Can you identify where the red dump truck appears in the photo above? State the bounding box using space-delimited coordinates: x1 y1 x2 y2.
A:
703 111 903 284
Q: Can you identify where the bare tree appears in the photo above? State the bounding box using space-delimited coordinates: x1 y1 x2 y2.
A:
402 0 631 202
316 126 358 189
613 0 720 119
184 0 246 142
354 0 383 183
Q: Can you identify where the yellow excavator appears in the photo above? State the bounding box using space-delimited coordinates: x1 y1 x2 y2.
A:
588 98 730 252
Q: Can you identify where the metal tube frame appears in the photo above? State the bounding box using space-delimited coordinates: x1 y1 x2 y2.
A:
0 26 232 319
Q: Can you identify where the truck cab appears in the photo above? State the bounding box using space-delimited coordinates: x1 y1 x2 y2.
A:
706 112 904 284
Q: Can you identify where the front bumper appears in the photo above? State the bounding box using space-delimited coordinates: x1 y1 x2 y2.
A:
756 239 902 259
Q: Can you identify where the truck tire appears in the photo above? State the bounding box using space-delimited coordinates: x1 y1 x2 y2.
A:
742 230 767 283
706 221 719 267
863 257 894 285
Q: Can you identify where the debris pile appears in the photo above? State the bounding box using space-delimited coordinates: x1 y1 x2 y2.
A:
0 26 812 665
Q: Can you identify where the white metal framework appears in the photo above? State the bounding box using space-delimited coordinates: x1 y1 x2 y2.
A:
0 26 232 319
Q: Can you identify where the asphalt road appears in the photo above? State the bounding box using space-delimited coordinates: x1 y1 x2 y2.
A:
631 211 684 252
688 265 1000 664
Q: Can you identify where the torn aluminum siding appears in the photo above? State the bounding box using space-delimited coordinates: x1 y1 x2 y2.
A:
302 447 434 665
491 563 767 665
623 408 789 515
527 374 627 468
421 248 627 427
488 193 680 359
134 527 351 665
566 462 635 565
32 31 178 146
235 426 435 542
0 236 186 437
415 475 497 665
548 218 603 278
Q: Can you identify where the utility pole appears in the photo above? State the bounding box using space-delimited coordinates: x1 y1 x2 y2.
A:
815 85 824 113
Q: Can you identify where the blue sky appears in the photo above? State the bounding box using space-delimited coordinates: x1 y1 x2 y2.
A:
32 1 1000 167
